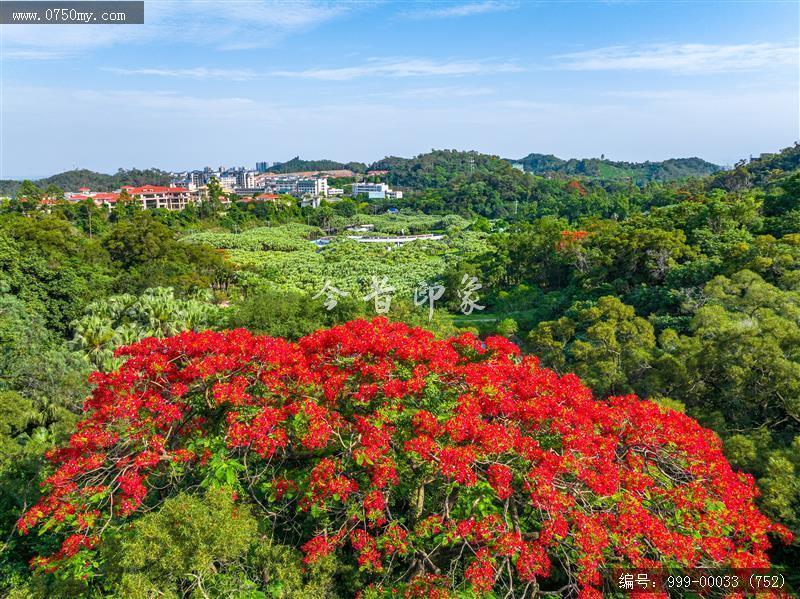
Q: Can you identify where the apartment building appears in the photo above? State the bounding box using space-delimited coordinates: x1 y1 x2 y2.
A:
236 171 256 188
120 186 193 210
297 177 328 197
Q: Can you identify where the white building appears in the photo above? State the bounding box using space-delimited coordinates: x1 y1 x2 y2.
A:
262 177 299 194
350 182 402 200
327 187 344 197
351 182 389 197
236 171 256 189
189 172 205 189
300 196 321 209
217 174 237 191
297 178 328 197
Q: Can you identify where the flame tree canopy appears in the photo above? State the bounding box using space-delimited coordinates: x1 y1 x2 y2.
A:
19 318 791 597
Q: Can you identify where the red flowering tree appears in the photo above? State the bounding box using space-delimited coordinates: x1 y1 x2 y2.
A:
19 318 790 597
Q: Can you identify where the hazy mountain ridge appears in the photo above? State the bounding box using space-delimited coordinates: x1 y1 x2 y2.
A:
7 147 796 197
0 168 172 196
509 153 721 182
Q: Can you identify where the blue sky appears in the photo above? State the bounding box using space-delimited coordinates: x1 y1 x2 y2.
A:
1 0 798 178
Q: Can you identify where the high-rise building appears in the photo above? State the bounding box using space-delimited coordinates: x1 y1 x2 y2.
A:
217 175 237 191
256 161 270 173
236 171 256 188
189 172 205 189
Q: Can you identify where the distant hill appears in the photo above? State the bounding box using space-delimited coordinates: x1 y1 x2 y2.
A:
2 147 771 198
370 150 511 189
267 157 368 174
367 150 721 189
0 168 172 197
508 153 721 183
707 143 800 191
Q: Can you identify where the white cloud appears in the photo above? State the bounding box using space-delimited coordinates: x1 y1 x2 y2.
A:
72 89 267 118
553 42 799 73
0 0 354 59
2 82 797 175
0 23 144 60
405 1 516 19
102 60 517 83
398 86 495 98
270 58 522 80
104 67 260 81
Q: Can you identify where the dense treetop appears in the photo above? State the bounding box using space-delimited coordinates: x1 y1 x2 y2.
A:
267 157 369 174
19 319 791 598
509 153 720 183
1 142 799 596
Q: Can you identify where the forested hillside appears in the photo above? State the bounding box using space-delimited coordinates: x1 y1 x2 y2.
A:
1 149 725 199
0 168 172 196
1 143 798 597
267 157 368 173
509 153 720 182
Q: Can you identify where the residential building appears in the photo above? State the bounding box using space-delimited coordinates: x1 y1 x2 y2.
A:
217 175 237 191
236 171 256 189
255 161 270 173
189 172 205 189
92 192 123 207
65 188 122 207
300 196 321 209
297 178 328 197
120 185 193 210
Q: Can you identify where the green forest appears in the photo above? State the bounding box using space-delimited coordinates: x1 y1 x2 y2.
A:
0 169 173 198
1 143 799 597
508 153 720 183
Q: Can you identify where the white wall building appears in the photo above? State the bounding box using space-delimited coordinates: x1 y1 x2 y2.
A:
351 182 389 197
300 196 321 209
350 182 402 200
297 178 328 197
217 175 237 191
236 171 256 189
262 177 299 194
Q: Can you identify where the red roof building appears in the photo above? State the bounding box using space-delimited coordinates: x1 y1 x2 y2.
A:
63 185 196 211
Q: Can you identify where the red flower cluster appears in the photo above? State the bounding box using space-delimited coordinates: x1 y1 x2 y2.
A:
556 229 590 251
19 318 791 596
